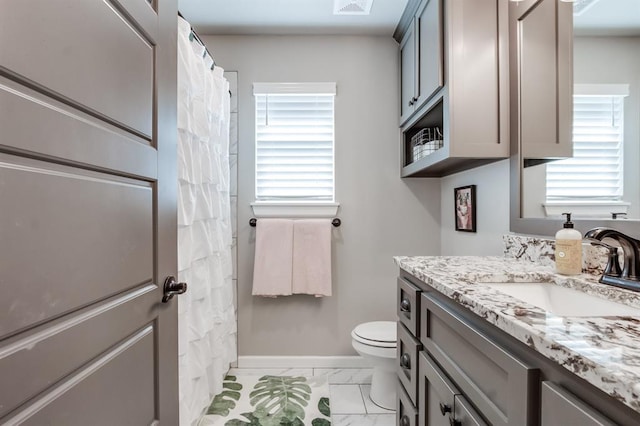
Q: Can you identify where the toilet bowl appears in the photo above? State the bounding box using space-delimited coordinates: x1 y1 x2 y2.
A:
351 321 397 410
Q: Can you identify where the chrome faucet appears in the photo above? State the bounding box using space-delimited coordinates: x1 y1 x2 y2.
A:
584 227 640 291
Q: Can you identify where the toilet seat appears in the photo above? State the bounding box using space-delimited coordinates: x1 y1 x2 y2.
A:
351 321 396 348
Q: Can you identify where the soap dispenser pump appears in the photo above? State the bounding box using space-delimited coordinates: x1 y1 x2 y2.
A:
555 213 582 275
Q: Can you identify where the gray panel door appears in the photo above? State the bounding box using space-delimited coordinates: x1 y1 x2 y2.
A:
0 0 179 424
416 0 443 108
513 0 573 159
400 21 417 124
541 382 616 426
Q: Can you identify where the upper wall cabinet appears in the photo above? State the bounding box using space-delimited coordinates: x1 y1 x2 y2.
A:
510 0 573 161
399 0 444 124
395 0 509 177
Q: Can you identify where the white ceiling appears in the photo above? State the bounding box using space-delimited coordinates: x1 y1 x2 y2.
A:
178 0 408 35
178 0 640 37
573 0 640 36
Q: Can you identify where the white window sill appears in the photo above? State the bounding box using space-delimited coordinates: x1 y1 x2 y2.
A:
251 202 340 218
543 201 630 218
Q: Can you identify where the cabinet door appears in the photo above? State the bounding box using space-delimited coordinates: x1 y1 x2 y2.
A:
447 0 508 156
418 352 460 426
420 293 538 426
541 382 616 426
415 0 443 109
400 20 417 124
511 0 573 159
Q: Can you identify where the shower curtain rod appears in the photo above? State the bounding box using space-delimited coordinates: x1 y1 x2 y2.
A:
178 11 216 70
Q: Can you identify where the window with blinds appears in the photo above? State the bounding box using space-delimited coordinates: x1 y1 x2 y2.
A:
254 83 335 202
546 88 626 202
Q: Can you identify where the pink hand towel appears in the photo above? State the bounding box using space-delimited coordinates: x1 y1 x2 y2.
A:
252 219 294 297
292 219 332 297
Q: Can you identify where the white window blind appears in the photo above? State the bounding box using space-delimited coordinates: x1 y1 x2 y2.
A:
254 83 335 202
546 88 626 201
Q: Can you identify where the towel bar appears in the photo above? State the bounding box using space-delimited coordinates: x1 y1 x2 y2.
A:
249 217 341 227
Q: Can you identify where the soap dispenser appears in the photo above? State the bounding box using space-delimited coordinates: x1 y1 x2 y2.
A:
555 213 582 275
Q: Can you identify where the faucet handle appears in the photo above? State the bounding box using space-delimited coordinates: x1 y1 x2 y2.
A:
587 239 622 277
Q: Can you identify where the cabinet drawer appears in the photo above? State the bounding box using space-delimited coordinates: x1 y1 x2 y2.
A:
419 351 460 426
420 293 538 426
541 382 615 426
398 380 418 426
398 322 423 405
398 277 422 336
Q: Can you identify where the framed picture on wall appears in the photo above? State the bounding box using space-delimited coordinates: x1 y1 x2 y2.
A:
454 185 476 232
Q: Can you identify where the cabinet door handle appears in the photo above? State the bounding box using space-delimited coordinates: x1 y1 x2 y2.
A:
449 418 461 426
400 353 411 369
400 415 411 426
439 402 452 415
408 100 414 106
400 299 411 313
411 96 418 102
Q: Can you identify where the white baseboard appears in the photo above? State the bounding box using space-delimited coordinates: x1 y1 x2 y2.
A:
236 355 371 369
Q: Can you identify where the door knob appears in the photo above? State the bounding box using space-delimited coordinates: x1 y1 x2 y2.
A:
162 276 187 303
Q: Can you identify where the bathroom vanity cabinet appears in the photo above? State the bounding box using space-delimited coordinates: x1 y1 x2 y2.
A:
394 0 509 177
396 269 640 426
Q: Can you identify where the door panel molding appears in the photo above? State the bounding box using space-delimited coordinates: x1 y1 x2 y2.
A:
0 0 154 136
109 0 159 44
1 326 155 425
0 77 156 179
0 155 154 338
0 286 156 418
0 284 156 359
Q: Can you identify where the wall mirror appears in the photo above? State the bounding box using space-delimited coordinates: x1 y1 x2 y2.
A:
511 0 640 237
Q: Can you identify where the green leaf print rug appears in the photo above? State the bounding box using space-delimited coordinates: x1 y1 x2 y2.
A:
198 375 331 426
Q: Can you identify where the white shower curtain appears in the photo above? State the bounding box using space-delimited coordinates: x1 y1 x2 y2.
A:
177 16 236 426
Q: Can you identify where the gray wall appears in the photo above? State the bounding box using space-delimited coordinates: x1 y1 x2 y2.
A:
440 160 510 256
203 35 440 356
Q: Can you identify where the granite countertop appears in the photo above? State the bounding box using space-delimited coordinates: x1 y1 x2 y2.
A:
394 255 640 414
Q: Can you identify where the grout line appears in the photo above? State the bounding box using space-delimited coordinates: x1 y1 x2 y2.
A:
358 383 369 414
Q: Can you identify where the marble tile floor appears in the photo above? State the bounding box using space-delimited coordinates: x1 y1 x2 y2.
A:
227 368 395 426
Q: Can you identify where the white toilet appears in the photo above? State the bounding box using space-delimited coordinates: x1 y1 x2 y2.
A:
351 321 397 410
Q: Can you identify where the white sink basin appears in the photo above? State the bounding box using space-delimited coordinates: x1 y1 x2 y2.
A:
482 282 640 317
